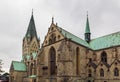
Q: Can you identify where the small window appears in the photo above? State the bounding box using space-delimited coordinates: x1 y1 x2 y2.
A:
88 80 91 82
100 68 104 77
114 68 119 76
88 74 92 77
88 69 92 77
33 79 36 82
115 62 117 65
51 27 54 30
42 66 48 75
101 51 107 63
89 58 92 62
58 35 61 39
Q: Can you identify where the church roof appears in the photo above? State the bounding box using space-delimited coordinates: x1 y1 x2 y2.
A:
25 14 37 39
90 31 120 50
57 26 120 50
57 27 90 48
12 61 26 71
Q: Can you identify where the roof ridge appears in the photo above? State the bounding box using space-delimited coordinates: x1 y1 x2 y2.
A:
12 61 21 63
12 60 20 62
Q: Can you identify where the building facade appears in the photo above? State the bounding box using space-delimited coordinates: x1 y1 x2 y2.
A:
10 13 120 82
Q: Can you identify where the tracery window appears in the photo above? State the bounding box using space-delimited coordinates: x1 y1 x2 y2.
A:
100 68 104 77
114 67 119 76
49 47 56 75
49 34 56 44
101 51 107 63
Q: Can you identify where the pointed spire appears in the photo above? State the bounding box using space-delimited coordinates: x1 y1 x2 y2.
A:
85 13 90 33
85 12 91 43
25 11 37 39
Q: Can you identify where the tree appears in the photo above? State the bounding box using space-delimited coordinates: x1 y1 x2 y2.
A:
0 59 4 74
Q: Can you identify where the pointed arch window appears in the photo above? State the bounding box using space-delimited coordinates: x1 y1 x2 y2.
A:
30 63 33 75
114 67 119 76
49 47 56 75
100 68 104 77
76 47 80 75
49 39 52 44
101 51 107 63
49 34 56 44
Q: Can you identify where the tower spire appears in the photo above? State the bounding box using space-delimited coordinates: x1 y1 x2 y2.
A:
85 13 90 33
85 13 91 43
25 11 38 40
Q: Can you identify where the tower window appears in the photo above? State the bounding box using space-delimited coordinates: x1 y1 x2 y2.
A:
100 68 104 77
101 51 107 63
114 67 119 76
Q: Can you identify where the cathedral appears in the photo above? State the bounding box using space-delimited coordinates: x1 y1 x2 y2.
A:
9 12 120 82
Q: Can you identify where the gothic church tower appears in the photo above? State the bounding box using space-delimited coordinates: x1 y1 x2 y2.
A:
22 12 40 62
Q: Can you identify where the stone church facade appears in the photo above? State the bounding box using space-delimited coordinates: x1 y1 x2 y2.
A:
9 13 120 82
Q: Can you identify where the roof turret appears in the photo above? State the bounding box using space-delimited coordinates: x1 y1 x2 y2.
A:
85 14 90 33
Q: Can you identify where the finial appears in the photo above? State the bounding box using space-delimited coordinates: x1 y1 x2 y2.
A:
87 11 88 17
52 16 54 23
32 9 33 15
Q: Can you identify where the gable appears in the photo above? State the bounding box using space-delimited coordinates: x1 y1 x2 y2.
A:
42 23 90 49
42 23 65 46
42 22 120 50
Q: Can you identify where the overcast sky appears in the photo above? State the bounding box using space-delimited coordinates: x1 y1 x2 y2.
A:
1 0 120 72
